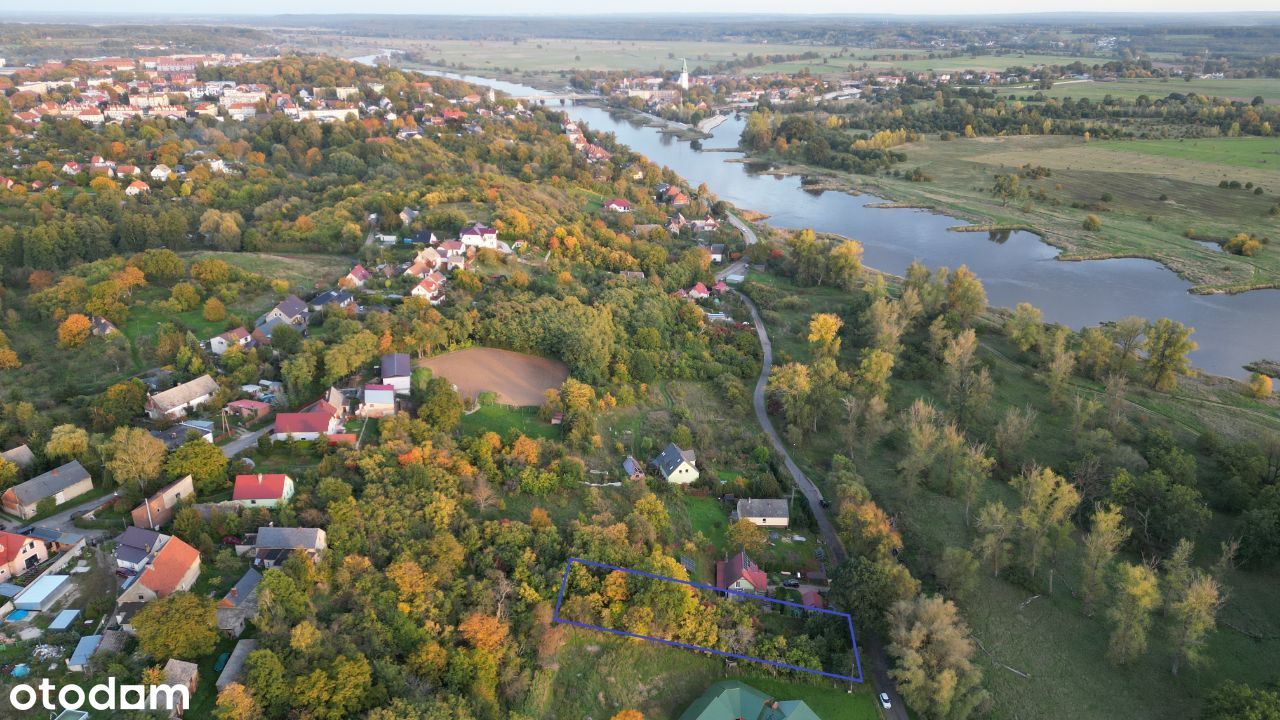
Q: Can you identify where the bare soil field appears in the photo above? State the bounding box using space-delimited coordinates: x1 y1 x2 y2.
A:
419 347 569 406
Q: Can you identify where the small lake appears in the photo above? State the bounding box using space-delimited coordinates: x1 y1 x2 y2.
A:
372 63 1280 379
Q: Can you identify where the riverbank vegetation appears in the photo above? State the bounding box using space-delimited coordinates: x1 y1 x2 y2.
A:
740 228 1280 719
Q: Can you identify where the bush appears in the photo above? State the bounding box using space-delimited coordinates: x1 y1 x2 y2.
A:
1083 214 1102 232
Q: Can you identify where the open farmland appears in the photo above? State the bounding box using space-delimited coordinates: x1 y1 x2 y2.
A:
994 76 1280 104
418 347 569 406
408 38 822 73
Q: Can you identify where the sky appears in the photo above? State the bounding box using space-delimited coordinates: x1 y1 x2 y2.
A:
13 1 1280 16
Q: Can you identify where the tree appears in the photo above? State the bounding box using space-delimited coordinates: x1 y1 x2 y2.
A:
215 683 259 720
417 377 463 431
89 379 148 431
1169 573 1221 675
1106 562 1161 665
1143 318 1197 391
946 265 987 326
828 239 864 290
898 399 941 494
46 424 90 461
1247 373 1273 399
727 518 767 555
204 296 227 322
830 556 920 636
1240 484 1280 566
769 362 814 434
104 426 167 488
165 438 229 493
887 594 990 720
1110 316 1147 374
1202 681 1280 720
936 546 979 603
994 405 1037 470
58 313 92 348
1083 214 1102 231
459 611 509 654
1004 303 1044 353
973 501 1013 577
807 313 843 361
133 593 218 660
1081 503 1128 617
1013 466 1079 580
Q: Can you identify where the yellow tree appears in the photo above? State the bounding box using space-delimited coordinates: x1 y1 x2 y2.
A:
58 313 92 348
807 313 843 361
459 611 509 654
214 683 258 720
727 518 767 555
1107 562 1161 665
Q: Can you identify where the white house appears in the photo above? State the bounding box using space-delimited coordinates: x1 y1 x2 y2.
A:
150 164 173 181
209 327 251 355
735 498 790 528
651 443 699 484
145 375 219 420
459 223 505 251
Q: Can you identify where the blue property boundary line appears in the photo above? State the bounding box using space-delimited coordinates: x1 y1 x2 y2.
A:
552 556 864 683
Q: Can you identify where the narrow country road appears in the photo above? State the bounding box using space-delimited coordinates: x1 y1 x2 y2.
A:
221 426 272 459
727 211 907 719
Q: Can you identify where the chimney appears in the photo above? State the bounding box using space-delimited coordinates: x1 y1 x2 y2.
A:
229 586 238 598
258 473 264 484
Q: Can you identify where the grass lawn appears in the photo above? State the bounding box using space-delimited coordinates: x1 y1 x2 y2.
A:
459 403 560 441
181 250 353 290
1092 136 1280 171
528 631 878 720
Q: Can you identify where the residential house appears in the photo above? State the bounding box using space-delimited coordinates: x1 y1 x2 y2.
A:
256 295 309 329
160 658 198 718
126 536 200 602
309 289 354 312
411 275 445 303
708 243 726 263
61 161 82 175
114 527 164 573
381 353 412 395
735 498 789 528
216 570 261 637
272 406 341 441
605 198 632 213
1 443 35 470
715 551 767 594
678 680 819 720
232 473 295 508
399 207 420 226
358 384 396 418
125 180 150 196
0 531 49 583
686 282 710 300
1 460 94 519
145 374 219 420
209 327 251 355
459 223 500 250
246 527 327 567
341 264 372 288
131 475 194 530
150 164 173 181
651 443 699 484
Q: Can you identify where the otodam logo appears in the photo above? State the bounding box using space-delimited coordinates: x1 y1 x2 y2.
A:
9 678 189 714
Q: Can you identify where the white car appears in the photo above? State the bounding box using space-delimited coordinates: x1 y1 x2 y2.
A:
879 692 892 709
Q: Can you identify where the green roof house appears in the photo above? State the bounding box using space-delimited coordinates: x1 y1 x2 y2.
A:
679 680 821 720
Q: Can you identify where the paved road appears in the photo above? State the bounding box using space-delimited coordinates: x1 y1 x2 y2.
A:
32 491 122 540
728 211 907 719
221 426 272 459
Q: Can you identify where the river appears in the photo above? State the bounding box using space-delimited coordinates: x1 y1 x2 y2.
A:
362 61 1279 379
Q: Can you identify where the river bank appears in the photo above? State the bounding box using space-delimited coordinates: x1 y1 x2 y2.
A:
727 135 1280 296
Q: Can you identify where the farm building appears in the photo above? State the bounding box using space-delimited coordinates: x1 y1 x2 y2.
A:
1 460 94 519
216 638 259 690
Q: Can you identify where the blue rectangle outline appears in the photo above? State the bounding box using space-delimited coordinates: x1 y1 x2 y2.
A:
552 556 864 683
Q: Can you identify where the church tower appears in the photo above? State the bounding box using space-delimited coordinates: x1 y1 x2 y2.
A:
678 58 689 90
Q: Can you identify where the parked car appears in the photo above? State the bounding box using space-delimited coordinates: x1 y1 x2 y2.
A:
782 579 801 589
879 693 892 709
819 498 831 508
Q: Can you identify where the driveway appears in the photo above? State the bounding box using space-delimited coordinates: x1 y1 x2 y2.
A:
32 491 121 540
221 426 272 459
730 211 908 719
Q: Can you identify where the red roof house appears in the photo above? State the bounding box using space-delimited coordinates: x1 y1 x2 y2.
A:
130 537 201 602
715 551 767 594
232 474 295 508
